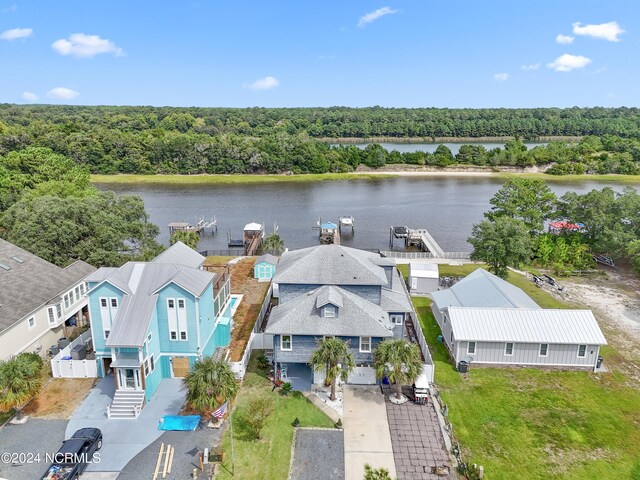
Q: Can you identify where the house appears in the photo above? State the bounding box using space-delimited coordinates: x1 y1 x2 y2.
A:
254 254 278 281
85 243 232 418
431 268 607 370
0 239 95 361
408 262 439 294
265 245 416 386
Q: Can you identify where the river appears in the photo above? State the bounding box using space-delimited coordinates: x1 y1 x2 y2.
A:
330 142 548 154
96 177 630 253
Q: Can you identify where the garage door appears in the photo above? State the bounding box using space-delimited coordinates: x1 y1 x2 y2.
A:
172 357 190 377
347 367 376 385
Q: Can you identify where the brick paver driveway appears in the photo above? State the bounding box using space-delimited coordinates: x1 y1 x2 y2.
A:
384 386 456 480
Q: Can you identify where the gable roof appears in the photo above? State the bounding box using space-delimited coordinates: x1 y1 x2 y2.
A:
431 268 539 310
0 238 95 333
265 285 394 338
255 254 279 266
316 285 344 308
447 307 607 345
273 245 389 286
152 241 205 269
87 262 215 347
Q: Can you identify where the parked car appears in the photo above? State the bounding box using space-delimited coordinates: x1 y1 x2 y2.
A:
40 428 102 480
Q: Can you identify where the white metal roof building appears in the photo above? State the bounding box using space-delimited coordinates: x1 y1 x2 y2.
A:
408 262 439 294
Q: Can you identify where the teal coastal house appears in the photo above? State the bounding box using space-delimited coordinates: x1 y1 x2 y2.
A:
85 242 232 418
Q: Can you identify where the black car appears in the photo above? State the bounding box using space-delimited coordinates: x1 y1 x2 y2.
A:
40 428 102 480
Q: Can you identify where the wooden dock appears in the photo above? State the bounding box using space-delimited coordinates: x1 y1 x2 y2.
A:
318 219 340 245
168 217 217 236
389 226 445 258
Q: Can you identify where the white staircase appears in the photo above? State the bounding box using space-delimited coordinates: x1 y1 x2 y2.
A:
107 390 145 419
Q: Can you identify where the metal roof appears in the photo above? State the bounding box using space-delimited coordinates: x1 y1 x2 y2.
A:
447 307 607 345
431 268 540 310
152 241 205 269
255 254 279 266
244 222 262 231
110 357 142 368
0 238 95 333
274 245 389 286
409 263 439 279
265 285 394 337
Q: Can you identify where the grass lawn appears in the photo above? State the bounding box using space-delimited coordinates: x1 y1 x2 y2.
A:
0 410 13 425
216 353 334 479
412 291 640 480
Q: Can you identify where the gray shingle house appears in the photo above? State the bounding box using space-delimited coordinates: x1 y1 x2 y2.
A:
265 245 414 385
0 238 95 361
431 268 607 370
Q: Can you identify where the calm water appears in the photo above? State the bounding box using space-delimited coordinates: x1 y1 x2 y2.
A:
331 142 547 154
97 177 630 252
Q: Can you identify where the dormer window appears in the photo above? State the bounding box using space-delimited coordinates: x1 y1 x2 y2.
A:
324 305 336 318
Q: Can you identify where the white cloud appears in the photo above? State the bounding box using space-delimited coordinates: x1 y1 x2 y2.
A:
0 27 32 41
21 91 38 102
556 34 574 44
247 76 279 91
358 7 397 27
493 73 509 82
572 21 624 42
47 87 80 100
521 63 540 71
52 33 124 58
547 54 591 72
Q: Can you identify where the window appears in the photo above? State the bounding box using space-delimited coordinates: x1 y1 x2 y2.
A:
167 298 178 340
539 344 548 357
110 298 118 308
177 298 188 341
505 342 514 356
75 286 81 299
450 332 453 343
467 341 476 355
577 344 587 358
55 303 62 319
80 282 86 294
324 305 336 318
64 294 70 309
100 297 110 339
27 316 36 329
359 336 371 353
281 335 292 351
390 314 403 325
105 330 110 338
144 355 155 376
147 332 152 344
47 306 57 325
100 298 108 308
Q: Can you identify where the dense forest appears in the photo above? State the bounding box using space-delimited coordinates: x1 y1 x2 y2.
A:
2 104 640 175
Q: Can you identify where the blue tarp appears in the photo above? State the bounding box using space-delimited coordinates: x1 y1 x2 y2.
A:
158 415 201 431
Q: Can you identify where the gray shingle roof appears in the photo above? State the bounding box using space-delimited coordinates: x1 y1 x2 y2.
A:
255 254 279 266
265 285 394 337
447 307 607 345
273 245 388 286
152 241 205 269
0 238 95 332
431 268 540 310
316 286 344 308
88 262 215 347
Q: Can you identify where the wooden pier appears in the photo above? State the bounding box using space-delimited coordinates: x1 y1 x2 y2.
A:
168 217 217 236
243 222 264 255
389 226 445 258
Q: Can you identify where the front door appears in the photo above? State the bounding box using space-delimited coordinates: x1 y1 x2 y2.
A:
117 367 142 390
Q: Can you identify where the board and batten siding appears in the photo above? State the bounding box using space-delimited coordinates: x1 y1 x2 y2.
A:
410 276 439 294
272 334 382 365
431 304 455 350
456 340 600 367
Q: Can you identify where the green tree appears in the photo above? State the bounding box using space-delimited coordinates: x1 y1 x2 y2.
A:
373 338 423 401
242 396 274 440
261 233 285 255
170 230 200 250
364 464 396 480
485 178 557 233
183 357 238 413
309 338 355 401
627 240 640 275
468 217 533 278
0 353 44 420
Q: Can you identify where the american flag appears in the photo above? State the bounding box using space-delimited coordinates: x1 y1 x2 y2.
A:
212 401 228 418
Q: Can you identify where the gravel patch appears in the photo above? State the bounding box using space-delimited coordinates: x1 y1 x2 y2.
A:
290 428 344 480
0 419 68 480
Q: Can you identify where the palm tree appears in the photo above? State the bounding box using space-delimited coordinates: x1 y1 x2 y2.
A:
261 233 285 255
0 353 44 420
183 357 238 413
374 338 423 401
170 230 200 250
309 337 355 401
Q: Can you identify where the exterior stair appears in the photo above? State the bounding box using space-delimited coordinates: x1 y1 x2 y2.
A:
107 390 145 419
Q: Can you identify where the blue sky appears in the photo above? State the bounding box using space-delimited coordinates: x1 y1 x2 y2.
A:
0 1 638 107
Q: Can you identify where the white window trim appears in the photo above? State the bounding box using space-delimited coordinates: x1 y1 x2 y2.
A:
359 336 371 353
27 316 36 330
504 342 514 356
539 343 548 357
167 298 178 341
324 305 336 318
467 341 476 355
390 314 403 325
47 306 57 325
577 344 587 358
177 298 188 341
281 335 292 351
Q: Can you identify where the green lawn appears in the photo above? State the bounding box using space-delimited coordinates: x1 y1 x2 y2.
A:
216 354 334 479
412 293 640 480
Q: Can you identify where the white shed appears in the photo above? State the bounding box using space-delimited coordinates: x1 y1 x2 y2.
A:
408 263 439 294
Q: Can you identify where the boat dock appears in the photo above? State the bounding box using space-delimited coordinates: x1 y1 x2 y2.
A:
168 217 217 236
389 226 445 258
339 216 355 234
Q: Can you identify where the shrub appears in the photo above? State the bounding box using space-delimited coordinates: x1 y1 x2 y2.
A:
280 382 292 396
243 396 274 439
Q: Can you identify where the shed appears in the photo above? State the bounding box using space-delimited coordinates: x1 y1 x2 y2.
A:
408 263 439 294
254 254 279 281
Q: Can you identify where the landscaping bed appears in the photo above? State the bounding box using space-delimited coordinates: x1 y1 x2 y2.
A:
22 378 96 419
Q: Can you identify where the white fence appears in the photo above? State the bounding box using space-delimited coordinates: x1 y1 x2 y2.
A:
380 250 471 260
50 330 98 378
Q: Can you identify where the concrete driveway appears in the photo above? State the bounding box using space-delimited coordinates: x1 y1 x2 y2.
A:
66 374 186 474
343 386 396 480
